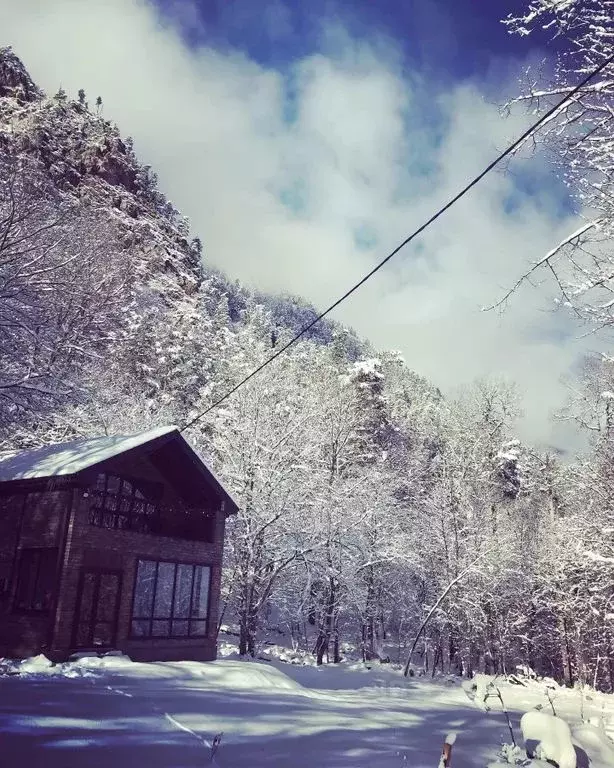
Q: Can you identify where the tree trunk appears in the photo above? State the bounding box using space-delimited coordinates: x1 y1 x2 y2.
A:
362 566 377 661
561 616 575 687
606 630 614 693
239 615 249 656
238 597 258 656
432 645 441 678
449 631 460 675
315 575 337 665
332 622 341 663
315 627 328 665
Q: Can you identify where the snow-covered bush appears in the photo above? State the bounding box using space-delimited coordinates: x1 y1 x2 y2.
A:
520 711 576 768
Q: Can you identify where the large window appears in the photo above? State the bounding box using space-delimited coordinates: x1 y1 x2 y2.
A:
89 473 160 532
89 473 214 543
13 548 57 612
131 559 211 639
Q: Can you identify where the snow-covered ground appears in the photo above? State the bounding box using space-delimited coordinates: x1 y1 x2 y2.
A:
1 649 614 767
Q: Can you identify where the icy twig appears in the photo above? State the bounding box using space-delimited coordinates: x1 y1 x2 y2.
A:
490 684 517 748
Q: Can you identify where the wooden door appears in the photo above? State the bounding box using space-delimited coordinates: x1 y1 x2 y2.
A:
73 569 122 649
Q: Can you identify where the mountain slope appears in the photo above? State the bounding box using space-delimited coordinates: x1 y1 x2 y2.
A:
0 47 396 440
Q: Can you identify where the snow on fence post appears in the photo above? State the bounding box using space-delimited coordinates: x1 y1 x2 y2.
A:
437 732 456 768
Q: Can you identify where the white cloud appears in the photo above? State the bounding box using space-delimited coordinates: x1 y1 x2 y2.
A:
0 0 599 449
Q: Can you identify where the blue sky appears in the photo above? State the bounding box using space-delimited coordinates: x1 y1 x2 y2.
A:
154 0 574 220
155 0 553 82
1 0 594 449
154 0 573 221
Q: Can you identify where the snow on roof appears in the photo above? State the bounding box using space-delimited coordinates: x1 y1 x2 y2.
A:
0 425 178 482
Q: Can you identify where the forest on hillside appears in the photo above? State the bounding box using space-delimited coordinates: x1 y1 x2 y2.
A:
1 0 614 691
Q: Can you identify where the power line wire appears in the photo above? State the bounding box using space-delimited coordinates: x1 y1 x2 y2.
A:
181 53 614 433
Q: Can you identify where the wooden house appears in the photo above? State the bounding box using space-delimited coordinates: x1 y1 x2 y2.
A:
0 426 237 662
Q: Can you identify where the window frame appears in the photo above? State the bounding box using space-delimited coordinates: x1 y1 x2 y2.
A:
129 558 212 640
88 472 162 532
12 547 58 614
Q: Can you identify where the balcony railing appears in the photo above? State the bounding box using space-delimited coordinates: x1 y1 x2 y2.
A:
88 500 215 543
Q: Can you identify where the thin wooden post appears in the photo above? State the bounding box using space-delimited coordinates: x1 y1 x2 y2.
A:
438 733 456 768
210 732 223 763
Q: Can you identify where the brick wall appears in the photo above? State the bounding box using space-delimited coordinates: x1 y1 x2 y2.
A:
50 475 227 662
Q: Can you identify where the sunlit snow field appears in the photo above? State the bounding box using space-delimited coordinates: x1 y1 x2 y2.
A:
1 642 614 767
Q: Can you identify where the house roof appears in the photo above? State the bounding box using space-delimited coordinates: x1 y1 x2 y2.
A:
0 425 176 481
0 426 238 514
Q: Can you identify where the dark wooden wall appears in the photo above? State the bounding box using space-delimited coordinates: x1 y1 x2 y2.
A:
0 441 230 662
0 488 69 658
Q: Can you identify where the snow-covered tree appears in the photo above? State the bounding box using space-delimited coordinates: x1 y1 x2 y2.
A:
503 1 614 324
6 45 614 688
0 149 130 435
189 310 330 656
